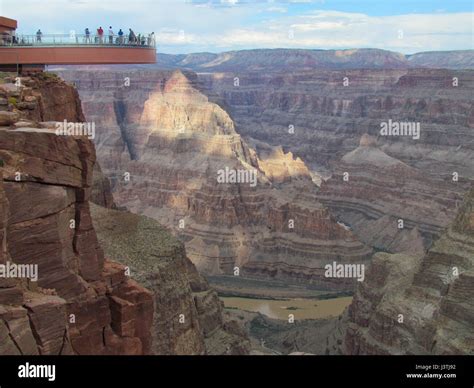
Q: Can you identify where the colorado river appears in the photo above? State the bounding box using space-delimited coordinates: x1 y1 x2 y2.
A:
222 296 352 320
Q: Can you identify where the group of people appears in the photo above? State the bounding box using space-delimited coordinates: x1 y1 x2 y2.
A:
0 30 17 45
2 27 155 46
84 26 155 46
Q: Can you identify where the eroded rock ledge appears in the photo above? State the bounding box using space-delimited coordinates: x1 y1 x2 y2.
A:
90 203 250 355
0 127 153 355
343 188 474 355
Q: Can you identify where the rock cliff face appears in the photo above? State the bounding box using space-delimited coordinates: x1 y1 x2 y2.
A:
91 163 117 209
196 67 474 181
188 66 474 252
0 72 251 355
90 203 250 355
343 187 474 355
58 69 372 289
0 123 153 355
317 134 462 252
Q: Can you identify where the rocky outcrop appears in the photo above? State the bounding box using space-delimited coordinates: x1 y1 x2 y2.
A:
0 72 84 124
246 137 316 184
0 74 154 355
58 69 372 290
343 187 474 355
90 203 250 355
0 127 153 355
317 134 462 251
91 163 116 209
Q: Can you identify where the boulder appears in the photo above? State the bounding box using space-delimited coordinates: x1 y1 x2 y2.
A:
0 111 19 126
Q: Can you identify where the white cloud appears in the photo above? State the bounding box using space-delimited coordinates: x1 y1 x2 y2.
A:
2 0 472 53
266 7 287 14
221 10 473 52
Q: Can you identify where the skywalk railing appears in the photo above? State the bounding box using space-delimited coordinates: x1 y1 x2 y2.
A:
0 33 156 48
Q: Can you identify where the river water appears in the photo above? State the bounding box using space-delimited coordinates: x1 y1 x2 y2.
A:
221 296 352 320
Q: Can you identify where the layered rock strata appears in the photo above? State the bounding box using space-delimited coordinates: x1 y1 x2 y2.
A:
343 188 474 355
58 69 372 289
91 203 250 355
0 73 154 355
317 135 462 251
196 67 474 186
0 72 253 355
190 67 473 249
0 126 153 355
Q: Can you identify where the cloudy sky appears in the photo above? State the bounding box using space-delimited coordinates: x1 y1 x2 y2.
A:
1 0 473 54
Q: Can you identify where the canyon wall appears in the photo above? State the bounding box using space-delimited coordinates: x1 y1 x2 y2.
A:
191 66 473 252
318 134 460 251
248 186 474 356
48 49 474 356
0 74 153 354
0 73 247 355
91 203 250 355
58 63 474 276
343 187 474 355
58 69 372 290
197 68 474 179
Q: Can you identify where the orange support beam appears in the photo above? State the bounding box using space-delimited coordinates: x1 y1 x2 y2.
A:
0 46 156 65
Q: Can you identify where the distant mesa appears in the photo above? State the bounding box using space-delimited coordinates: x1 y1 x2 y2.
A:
151 48 474 72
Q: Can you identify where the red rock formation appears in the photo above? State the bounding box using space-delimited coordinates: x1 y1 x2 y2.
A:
91 163 117 209
0 73 84 124
0 73 153 355
0 127 153 355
